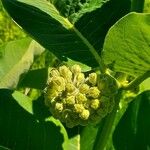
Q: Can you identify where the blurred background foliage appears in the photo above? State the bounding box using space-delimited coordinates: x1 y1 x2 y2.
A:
144 0 150 12
0 1 26 44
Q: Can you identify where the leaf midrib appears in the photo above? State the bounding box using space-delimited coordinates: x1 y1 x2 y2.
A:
10 0 105 72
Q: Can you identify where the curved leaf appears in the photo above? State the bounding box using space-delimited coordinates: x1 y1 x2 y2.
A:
0 89 68 150
74 0 131 52
2 0 97 67
103 12 150 77
44 0 131 52
0 38 44 89
1 0 130 68
48 0 110 22
113 91 150 150
18 68 48 89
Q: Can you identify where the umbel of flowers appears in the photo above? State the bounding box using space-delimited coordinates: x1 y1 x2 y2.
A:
44 65 117 128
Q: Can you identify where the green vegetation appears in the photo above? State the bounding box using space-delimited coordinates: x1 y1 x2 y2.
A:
0 0 150 150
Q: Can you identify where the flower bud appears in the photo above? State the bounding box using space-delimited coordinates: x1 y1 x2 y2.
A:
71 64 81 74
97 74 118 96
79 109 90 120
79 84 89 94
90 99 100 110
52 76 65 91
88 73 97 85
65 96 75 105
65 83 76 93
46 88 59 99
50 69 60 77
76 93 87 103
59 65 72 81
55 102 63 112
74 104 84 113
76 73 85 85
87 87 100 98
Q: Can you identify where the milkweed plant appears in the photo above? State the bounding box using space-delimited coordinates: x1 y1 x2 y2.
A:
0 0 150 150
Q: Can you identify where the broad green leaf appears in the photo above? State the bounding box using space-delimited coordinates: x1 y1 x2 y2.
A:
12 91 33 114
2 0 130 67
47 0 130 51
65 124 100 150
0 38 45 89
103 12 150 77
140 77 150 93
48 0 110 22
80 125 99 150
0 89 68 150
18 68 48 89
113 91 150 150
68 132 80 150
74 0 131 52
1 0 97 67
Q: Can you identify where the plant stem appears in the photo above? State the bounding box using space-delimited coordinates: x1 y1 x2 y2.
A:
131 0 145 12
122 71 150 90
73 27 106 74
94 89 123 150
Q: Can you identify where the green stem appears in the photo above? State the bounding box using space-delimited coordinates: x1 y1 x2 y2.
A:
122 71 150 90
131 0 145 12
94 89 123 150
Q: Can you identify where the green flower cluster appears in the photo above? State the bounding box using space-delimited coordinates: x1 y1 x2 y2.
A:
44 65 117 128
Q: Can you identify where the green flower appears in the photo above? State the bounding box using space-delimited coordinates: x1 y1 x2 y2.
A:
76 93 87 103
65 96 75 105
55 102 63 112
44 65 117 128
90 99 100 110
88 73 97 85
87 87 100 98
79 84 89 94
79 109 90 120
71 64 81 74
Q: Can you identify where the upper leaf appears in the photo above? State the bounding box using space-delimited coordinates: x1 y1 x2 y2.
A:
103 12 150 77
2 0 97 67
48 0 110 22
2 0 130 68
0 38 44 89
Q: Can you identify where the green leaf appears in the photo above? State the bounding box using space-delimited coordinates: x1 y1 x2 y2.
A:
0 89 68 150
103 12 150 77
18 68 48 89
74 0 131 52
1 0 97 67
140 77 150 93
67 127 80 150
0 38 45 89
1 0 130 68
80 125 99 150
65 124 101 150
48 0 130 51
113 91 150 150
48 0 110 22
12 90 33 114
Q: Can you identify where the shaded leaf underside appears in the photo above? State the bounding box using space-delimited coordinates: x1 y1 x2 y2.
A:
113 91 150 150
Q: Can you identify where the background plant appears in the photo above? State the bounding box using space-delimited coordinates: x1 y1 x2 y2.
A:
0 0 150 150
